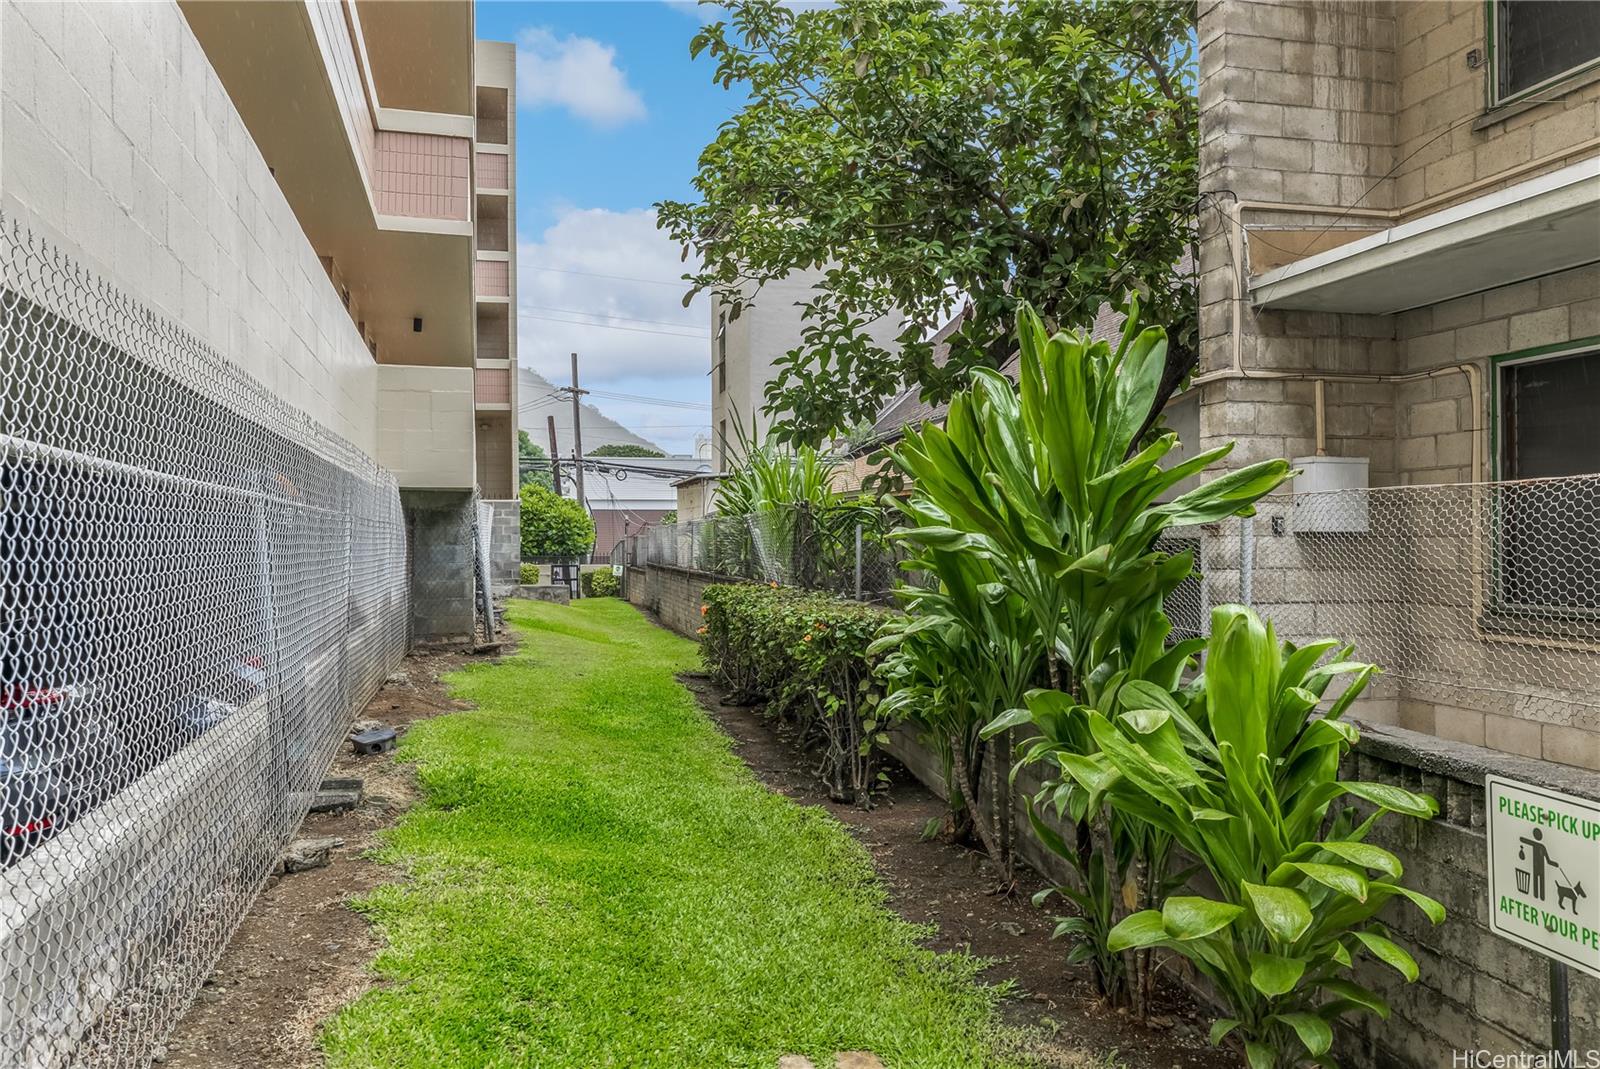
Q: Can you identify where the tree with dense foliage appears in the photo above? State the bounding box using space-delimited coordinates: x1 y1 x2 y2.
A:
589 443 667 458
520 482 595 559
518 430 554 492
659 0 1198 446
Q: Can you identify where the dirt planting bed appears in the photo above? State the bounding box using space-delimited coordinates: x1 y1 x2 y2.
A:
681 671 1234 1069
160 646 495 1069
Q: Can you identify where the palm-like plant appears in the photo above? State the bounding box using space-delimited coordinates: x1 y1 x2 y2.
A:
871 545 1041 878
887 300 1290 1002
1061 605 1443 1068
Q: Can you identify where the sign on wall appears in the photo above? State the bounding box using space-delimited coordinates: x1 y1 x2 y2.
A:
1486 775 1600 980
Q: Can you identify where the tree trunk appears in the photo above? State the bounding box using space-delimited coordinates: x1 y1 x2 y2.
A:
951 738 1009 884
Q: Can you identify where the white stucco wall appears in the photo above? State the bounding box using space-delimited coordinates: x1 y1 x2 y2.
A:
711 267 903 461
0 0 380 453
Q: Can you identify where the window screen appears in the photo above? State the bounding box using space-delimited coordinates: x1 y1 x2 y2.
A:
1496 349 1600 614
1497 0 1600 100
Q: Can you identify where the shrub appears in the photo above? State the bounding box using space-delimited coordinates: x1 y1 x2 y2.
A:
587 570 620 598
520 483 595 558
1055 605 1443 1068
700 583 887 802
520 563 540 585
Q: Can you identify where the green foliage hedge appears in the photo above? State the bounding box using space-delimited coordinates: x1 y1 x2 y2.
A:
519 563 540 585
520 483 595 558
700 582 887 802
586 570 620 598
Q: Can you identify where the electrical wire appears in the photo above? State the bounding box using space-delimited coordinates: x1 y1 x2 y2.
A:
522 304 710 332
526 265 694 288
519 313 708 339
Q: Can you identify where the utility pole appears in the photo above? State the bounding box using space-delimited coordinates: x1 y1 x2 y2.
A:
568 351 587 515
546 414 562 496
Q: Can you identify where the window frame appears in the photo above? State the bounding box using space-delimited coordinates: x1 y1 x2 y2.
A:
1484 338 1600 629
1486 0 1600 109
716 313 727 394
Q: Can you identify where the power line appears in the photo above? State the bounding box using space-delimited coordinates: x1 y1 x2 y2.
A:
585 389 711 410
523 304 708 332
520 312 708 339
526 265 695 288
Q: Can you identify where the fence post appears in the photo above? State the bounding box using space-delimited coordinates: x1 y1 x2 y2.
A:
1240 515 1254 607
853 523 863 601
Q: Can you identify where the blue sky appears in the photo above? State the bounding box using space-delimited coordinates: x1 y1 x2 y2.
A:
475 1 740 456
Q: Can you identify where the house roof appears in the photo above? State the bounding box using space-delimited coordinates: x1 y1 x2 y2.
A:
858 299 1129 454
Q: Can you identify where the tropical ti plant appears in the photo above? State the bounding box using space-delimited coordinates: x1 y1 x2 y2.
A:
870 545 1041 878
1061 604 1444 1068
890 299 1289 1003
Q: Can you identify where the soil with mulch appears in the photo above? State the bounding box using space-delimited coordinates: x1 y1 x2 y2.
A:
161 644 500 1069
680 671 1236 1069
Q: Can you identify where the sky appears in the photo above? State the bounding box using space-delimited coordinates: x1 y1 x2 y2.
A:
474 1 740 456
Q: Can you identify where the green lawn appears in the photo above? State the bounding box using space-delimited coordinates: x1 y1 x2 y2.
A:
321 597 1029 1069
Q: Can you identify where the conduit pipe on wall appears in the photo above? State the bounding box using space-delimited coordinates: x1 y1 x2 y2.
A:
1192 197 1486 484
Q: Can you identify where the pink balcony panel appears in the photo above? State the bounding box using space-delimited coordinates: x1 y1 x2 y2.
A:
475 367 511 405
476 151 509 189
475 259 510 298
374 131 471 221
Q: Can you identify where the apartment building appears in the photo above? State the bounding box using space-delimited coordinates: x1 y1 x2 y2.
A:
0 2 517 1063
1189 0 1600 767
710 266 902 469
3 0 520 640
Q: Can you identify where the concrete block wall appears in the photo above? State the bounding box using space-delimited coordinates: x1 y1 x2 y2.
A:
1195 0 1402 482
624 563 720 637
403 489 477 641
1395 263 1600 485
1392 2 1600 209
0 0 381 453
486 498 520 593
376 365 476 490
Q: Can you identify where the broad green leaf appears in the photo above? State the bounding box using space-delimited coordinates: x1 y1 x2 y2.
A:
1290 861 1369 902
1162 896 1243 941
1341 781 1438 819
1273 1011 1333 1055
1317 843 1401 882
1353 930 1419 981
1319 978 1390 1019
1209 1018 1241 1047
1249 951 1306 996
1243 882 1312 944
1107 910 1169 952
980 706 1033 739
1245 1041 1275 1069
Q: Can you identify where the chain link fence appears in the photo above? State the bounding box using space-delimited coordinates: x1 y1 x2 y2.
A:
1207 475 1600 742
621 505 908 602
0 215 408 1067
623 476 1600 757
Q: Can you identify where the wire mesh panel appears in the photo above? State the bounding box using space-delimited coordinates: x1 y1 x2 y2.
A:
624 505 908 601
1190 478 1600 748
0 215 407 1067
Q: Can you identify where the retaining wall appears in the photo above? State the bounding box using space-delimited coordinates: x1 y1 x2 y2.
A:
627 560 1600 1067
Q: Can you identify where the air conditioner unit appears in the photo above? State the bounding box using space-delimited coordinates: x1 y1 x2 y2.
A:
1292 455 1369 533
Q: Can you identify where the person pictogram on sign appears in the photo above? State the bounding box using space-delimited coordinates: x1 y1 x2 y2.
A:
1519 828 1553 901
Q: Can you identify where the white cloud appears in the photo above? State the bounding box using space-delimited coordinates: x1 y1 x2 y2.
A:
518 207 711 456
516 28 646 128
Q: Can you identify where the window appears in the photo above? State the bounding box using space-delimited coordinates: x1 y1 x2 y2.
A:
1493 1 1600 105
718 419 727 470
717 313 727 393
1493 347 1600 619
